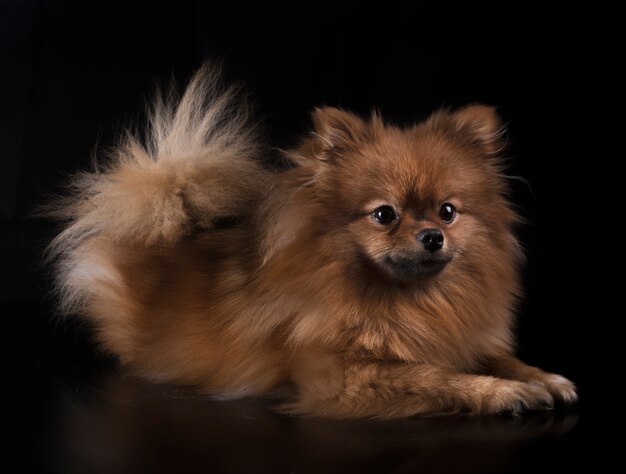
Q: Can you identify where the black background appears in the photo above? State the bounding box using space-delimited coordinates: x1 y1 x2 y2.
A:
1 1 617 472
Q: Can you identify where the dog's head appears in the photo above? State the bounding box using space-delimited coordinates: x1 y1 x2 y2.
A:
284 105 519 284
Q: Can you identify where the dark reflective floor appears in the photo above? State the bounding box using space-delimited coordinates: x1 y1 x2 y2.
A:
4 303 601 473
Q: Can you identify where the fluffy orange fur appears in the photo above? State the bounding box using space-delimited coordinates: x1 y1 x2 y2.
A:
48 66 577 418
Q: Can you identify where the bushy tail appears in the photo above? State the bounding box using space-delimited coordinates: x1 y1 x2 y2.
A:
45 64 268 313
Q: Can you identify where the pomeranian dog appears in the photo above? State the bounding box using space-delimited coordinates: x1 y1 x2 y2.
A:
48 66 577 418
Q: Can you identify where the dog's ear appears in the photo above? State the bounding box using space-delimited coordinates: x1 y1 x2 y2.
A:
310 107 368 160
430 105 505 156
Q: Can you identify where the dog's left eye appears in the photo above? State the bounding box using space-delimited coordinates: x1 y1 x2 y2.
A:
439 203 456 223
373 206 398 225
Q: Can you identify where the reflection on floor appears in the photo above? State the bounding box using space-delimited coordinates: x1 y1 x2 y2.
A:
53 373 578 474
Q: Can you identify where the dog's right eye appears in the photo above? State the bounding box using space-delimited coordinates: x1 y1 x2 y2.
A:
373 206 398 225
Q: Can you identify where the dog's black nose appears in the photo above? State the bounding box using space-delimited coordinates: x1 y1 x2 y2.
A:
417 229 444 252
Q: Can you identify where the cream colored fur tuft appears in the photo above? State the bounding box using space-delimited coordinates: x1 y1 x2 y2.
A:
46 65 269 314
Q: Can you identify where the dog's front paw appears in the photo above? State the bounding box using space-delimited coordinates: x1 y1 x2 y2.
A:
482 380 554 416
528 373 578 405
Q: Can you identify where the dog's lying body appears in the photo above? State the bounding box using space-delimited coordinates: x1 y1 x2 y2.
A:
48 66 577 418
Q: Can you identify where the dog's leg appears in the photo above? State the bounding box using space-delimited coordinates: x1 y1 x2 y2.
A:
481 354 577 405
286 353 556 419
